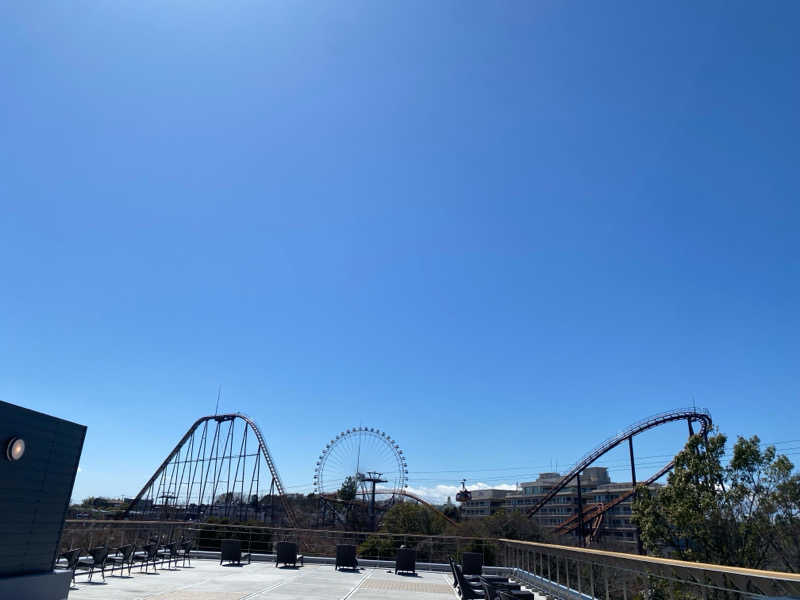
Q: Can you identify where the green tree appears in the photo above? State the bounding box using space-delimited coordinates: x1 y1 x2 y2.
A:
382 501 447 535
633 432 800 571
446 509 545 542
358 501 449 560
214 492 242 505
442 496 459 521
338 476 357 502
773 472 800 571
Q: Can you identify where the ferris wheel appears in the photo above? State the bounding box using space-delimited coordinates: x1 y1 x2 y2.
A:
314 427 408 500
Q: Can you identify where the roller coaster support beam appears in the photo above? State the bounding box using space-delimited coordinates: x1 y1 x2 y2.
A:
529 408 713 547
629 436 643 554
120 413 297 527
576 472 585 547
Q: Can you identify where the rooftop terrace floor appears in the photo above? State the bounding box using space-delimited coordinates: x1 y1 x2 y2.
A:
66 559 542 600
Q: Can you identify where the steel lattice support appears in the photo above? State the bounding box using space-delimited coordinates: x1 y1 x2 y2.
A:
527 407 713 529
121 413 297 527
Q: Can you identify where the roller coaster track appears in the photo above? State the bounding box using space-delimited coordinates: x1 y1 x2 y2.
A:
321 489 457 526
527 408 712 525
378 488 458 526
122 413 297 527
552 460 674 535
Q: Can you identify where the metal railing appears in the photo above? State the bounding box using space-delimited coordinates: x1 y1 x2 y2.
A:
61 520 499 565
59 520 800 598
498 538 800 599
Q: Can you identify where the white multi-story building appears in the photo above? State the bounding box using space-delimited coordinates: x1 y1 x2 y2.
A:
459 467 656 549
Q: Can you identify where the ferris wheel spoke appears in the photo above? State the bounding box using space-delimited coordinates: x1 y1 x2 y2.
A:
314 427 406 497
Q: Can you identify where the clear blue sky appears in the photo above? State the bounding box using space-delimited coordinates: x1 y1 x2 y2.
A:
2 1 798 504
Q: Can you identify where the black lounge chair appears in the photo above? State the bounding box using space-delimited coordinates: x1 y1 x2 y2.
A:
134 542 160 573
158 541 181 569
479 577 528 600
56 548 82 583
455 568 484 598
497 590 536 600
449 556 461 588
76 546 109 582
395 547 416 575
449 556 508 590
107 544 136 576
335 544 358 571
451 561 485 599
463 552 483 576
275 541 303 567
220 539 251 566
178 538 194 567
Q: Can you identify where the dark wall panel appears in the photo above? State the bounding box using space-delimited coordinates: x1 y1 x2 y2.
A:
0 401 86 577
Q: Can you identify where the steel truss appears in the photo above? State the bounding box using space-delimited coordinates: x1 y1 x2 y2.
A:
121 413 296 527
527 407 713 548
317 487 457 530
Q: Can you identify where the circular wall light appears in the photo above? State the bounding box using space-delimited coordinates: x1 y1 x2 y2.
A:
6 437 25 461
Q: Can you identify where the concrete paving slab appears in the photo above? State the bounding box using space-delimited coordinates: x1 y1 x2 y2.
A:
66 558 546 600
65 559 464 600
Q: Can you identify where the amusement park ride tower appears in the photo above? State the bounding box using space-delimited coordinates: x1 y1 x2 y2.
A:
359 471 388 531
314 427 408 530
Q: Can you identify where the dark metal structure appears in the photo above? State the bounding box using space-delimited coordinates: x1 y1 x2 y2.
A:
527 407 712 548
379 488 458 526
122 413 296 527
319 487 458 528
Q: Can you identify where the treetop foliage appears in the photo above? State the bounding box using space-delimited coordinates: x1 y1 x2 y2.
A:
633 431 800 572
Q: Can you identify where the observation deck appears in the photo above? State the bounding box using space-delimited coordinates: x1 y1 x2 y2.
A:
58 519 800 600
66 558 521 600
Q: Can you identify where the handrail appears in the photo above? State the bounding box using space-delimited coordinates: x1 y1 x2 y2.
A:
500 537 800 596
64 518 496 542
